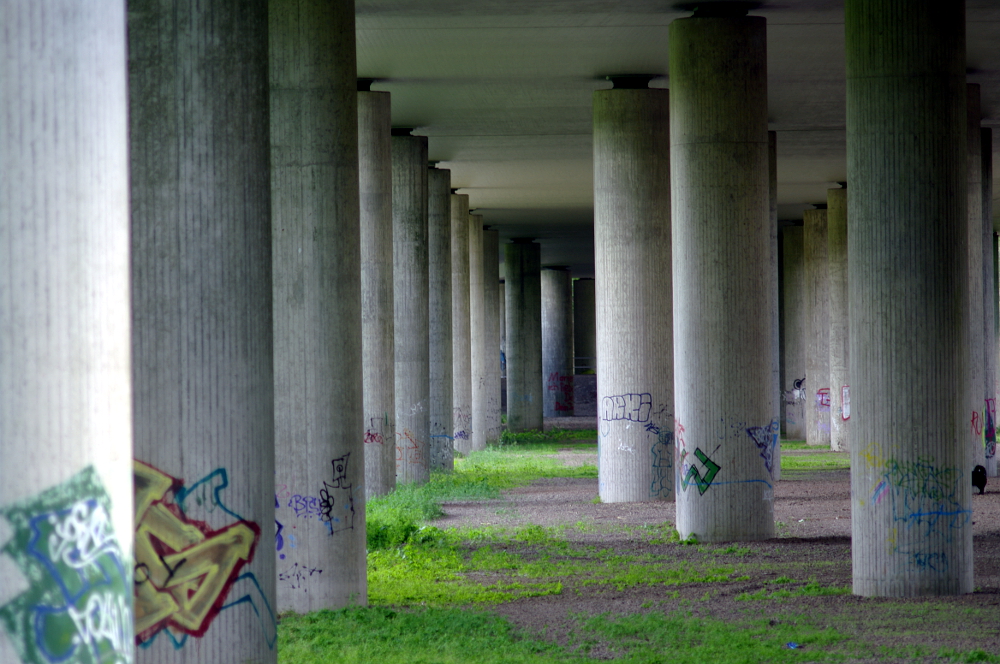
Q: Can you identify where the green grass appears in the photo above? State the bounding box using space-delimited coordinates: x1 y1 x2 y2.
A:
780 452 850 472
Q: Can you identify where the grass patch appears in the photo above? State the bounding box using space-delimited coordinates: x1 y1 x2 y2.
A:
780 452 850 472
498 428 597 446
735 578 851 601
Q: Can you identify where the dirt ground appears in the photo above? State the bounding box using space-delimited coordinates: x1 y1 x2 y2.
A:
429 427 1000 660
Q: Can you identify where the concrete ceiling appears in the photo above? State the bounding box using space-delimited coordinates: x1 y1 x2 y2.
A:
357 0 1000 278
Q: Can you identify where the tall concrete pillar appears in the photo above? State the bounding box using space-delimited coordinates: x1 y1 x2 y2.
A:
505 240 544 432
483 230 504 443
500 282 507 379
670 10 775 540
1 5 134 663
828 187 850 452
428 168 454 471
470 215 488 450
270 0 365 613
451 194 473 453
804 208 831 446
542 268 575 416
392 134 430 484
768 132 782 479
593 84 674 503
984 128 998 476
130 2 278 659
967 85 987 472
781 226 807 439
359 89 395 497
574 278 597 375
846 0 971 596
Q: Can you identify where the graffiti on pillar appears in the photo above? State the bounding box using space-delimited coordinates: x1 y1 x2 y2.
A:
453 408 472 441
815 388 830 410
783 376 806 426
984 399 997 460
318 454 355 535
547 372 574 412
841 385 851 420
601 393 652 423
861 446 970 574
132 461 276 650
746 419 780 477
0 466 132 664
396 429 427 469
648 421 674 498
680 448 720 496
278 562 323 591
971 410 983 437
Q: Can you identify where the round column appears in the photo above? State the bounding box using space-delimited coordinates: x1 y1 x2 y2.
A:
270 0 365 613
1 5 134 663
984 128 998 477
359 90 396 497
505 240 544 432
500 282 507 379
392 135 430 484
574 278 597 375
451 194 473 453
130 2 278 658
967 85 987 472
828 188 850 452
594 85 674 503
469 215 488 450
846 0 971 595
781 226 807 440
542 268 575 416
483 229 504 443
670 11 775 540
804 208 831 447
428 168 454 471
768 131 782 479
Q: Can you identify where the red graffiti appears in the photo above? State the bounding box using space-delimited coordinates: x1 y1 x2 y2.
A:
395 429 426 468
972 410 983 437
364 429 384 445
816 388 831 408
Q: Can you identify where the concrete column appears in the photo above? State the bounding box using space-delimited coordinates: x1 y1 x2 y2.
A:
451 194 473 453
967 85 987 472
542 268 575 416
846 0 971 596
781 227 807 439
469 215 488 450
428 168 454 471
270 0 365 613
804 208 831 446
130 2 278 658
768 131 782 479
670 11 775 540
574 278 597 375
593 85 674 503
500 282 507 379
505 240 544 432
1 5 134 663
985 128 998 476
359 90 395 497
483 229 504 443
392 135 430 484
828 188 850 452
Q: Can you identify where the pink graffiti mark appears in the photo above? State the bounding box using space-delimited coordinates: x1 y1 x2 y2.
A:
972 411 983 437
395 429 426 468
364 430 383 445
816 388 831 410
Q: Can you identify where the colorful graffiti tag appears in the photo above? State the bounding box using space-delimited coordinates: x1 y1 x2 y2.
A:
132 461 275 650
746 419 780 477
0 466 132 664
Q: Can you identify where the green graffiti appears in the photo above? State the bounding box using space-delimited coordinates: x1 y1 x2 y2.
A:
0 466 132 664
681 448 720 496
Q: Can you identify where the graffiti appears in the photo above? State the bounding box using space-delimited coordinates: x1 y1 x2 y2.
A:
0 467 132 664
453 408 472 441
680 448 720 496
971 411 983 437
364 429 384 445
133 461 274 649
841 385 851 420
601 393 652 423
547 372 574 412
318 454 355 535
816 388 830 410
985 399 997 460
278 563 323 591
746 419 780 476
783 377 807 406
396 429 427 468
674 419 686 450
289 495 323 519
650 427 674 498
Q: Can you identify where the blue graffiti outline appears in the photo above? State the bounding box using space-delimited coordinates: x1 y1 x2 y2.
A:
173 468 247 523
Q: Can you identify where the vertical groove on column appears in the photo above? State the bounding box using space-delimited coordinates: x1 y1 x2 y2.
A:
594 88 674 503
505 241 543 433
804 209 831 447
828 188 850 452
769 131 782 479
484 230 504 442
451 195 473 454
130 1 277 659
846 0 971 596
984 127 998 476
392 136 430 484
670 15 775 539
781 227 807 440
270 0 365 613
428 169 454 471
469 216 488 450
359 91 396 497
1 4 134 663
967 85 986 472
542 269 575 417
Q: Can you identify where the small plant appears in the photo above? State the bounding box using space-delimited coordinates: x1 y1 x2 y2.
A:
590 494 601 504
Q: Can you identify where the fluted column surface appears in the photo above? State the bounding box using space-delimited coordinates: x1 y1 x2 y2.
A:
542 269 575 417
451 195 473 453
828 188 850 452
483 229 503 443
428 168 454 471
804 208 831 447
